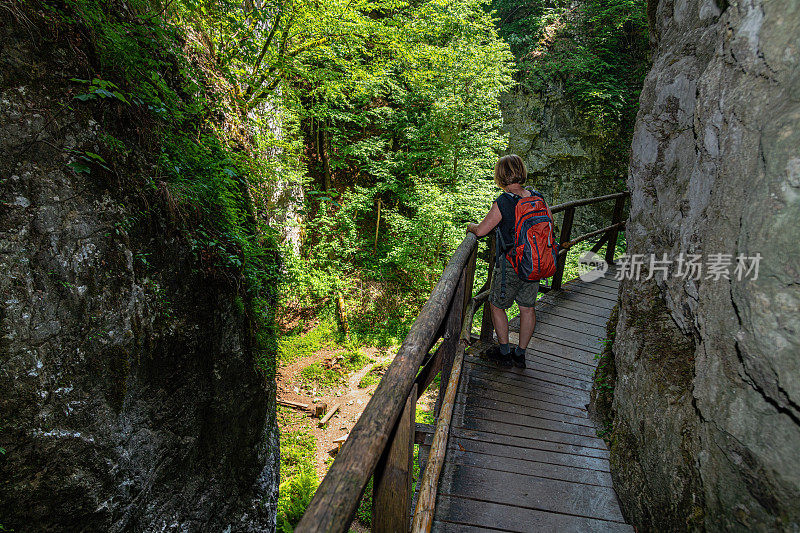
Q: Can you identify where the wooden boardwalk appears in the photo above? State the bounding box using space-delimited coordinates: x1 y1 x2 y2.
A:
430 269 632 532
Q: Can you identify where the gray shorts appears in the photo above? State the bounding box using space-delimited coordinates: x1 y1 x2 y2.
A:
489 257 539 310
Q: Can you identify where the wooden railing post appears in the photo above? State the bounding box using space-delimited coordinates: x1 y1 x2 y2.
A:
552 207 575 291
479 233 496 343
372 384 417 533
605 195 626 265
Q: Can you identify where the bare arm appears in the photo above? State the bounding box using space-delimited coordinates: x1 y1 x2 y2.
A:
467 202 501 237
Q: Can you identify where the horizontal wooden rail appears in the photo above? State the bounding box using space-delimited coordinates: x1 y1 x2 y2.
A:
551 191 628 290
550 191 629 214
296 234 478 533
557 221 627 256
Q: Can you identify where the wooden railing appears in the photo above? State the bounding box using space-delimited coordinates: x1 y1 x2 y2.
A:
295 191 629 533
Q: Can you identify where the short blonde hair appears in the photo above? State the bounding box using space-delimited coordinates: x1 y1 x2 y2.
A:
494 154 527 187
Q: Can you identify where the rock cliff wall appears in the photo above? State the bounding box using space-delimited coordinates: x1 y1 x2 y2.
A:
500 87 623 231
0 9 278 532
611 0 800 529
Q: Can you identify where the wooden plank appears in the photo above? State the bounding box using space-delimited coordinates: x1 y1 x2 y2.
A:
458 393 595 429
503 354 596 384
465 365 590 404
446 445 614 487
449 431 611 473
431 519 508 533
560 284 619 302
552 206 574 291
278 399 309 410
463 380 590 419
433 495 633 533
535 301 611 327
527 329 605 354
450 424 608 460
466 357 593 393
436 267 467 417
513 306 608 334
297 235 478 533
473 334 599 372
510 315 607 345
468 351 594 389
414 344 444 397
415 422 435 445
438 463 626 523
562 280 620 297
318 402 340 427
537 297 616 320
529 323 605 350
531 352 596 378
454 407 608 452
521 355 596 382
455 400 599 440
373 385 416 532
525 338 600 366
563 274 621 290
546 291 617 310
479 233 496 343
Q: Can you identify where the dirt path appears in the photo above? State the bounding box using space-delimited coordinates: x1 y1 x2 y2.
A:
278 348 395 478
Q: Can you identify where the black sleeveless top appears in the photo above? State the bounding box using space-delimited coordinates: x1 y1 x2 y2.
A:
494 189 532 255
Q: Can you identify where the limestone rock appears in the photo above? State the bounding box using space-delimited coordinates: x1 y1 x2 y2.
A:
612 0 800 530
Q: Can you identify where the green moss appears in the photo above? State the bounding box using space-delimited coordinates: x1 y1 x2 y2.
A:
592 303 618 444
299 348 370 391
629 285 696 393
278 318 340 365
358 362 388 388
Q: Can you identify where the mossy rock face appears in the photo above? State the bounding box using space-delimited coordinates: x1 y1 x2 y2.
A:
0 6 278 531
589 303 619 441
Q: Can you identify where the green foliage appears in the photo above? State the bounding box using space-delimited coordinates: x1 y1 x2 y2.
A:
492 0 649 164
278 408 317 481
43 0 283 375
278 318 341 365
355 476 374 526
71 77 130 104
358 362 388 389
277 407 319 529
277 468 319 531
299 348 370 391
415 405 435 426
270 0 515 333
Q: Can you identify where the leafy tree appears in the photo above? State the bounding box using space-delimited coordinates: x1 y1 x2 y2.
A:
490 0 649 164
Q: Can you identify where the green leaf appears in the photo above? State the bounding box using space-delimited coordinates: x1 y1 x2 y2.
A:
67 161 91 174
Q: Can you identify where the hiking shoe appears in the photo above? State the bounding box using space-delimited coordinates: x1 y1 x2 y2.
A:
511 349 526 369
485 345 513 368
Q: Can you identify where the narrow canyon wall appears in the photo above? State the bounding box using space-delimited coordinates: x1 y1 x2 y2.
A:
0 12 278 532
501 87 622 231
611 0 800 530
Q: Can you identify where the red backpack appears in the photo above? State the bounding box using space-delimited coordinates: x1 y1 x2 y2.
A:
496 189 558 296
